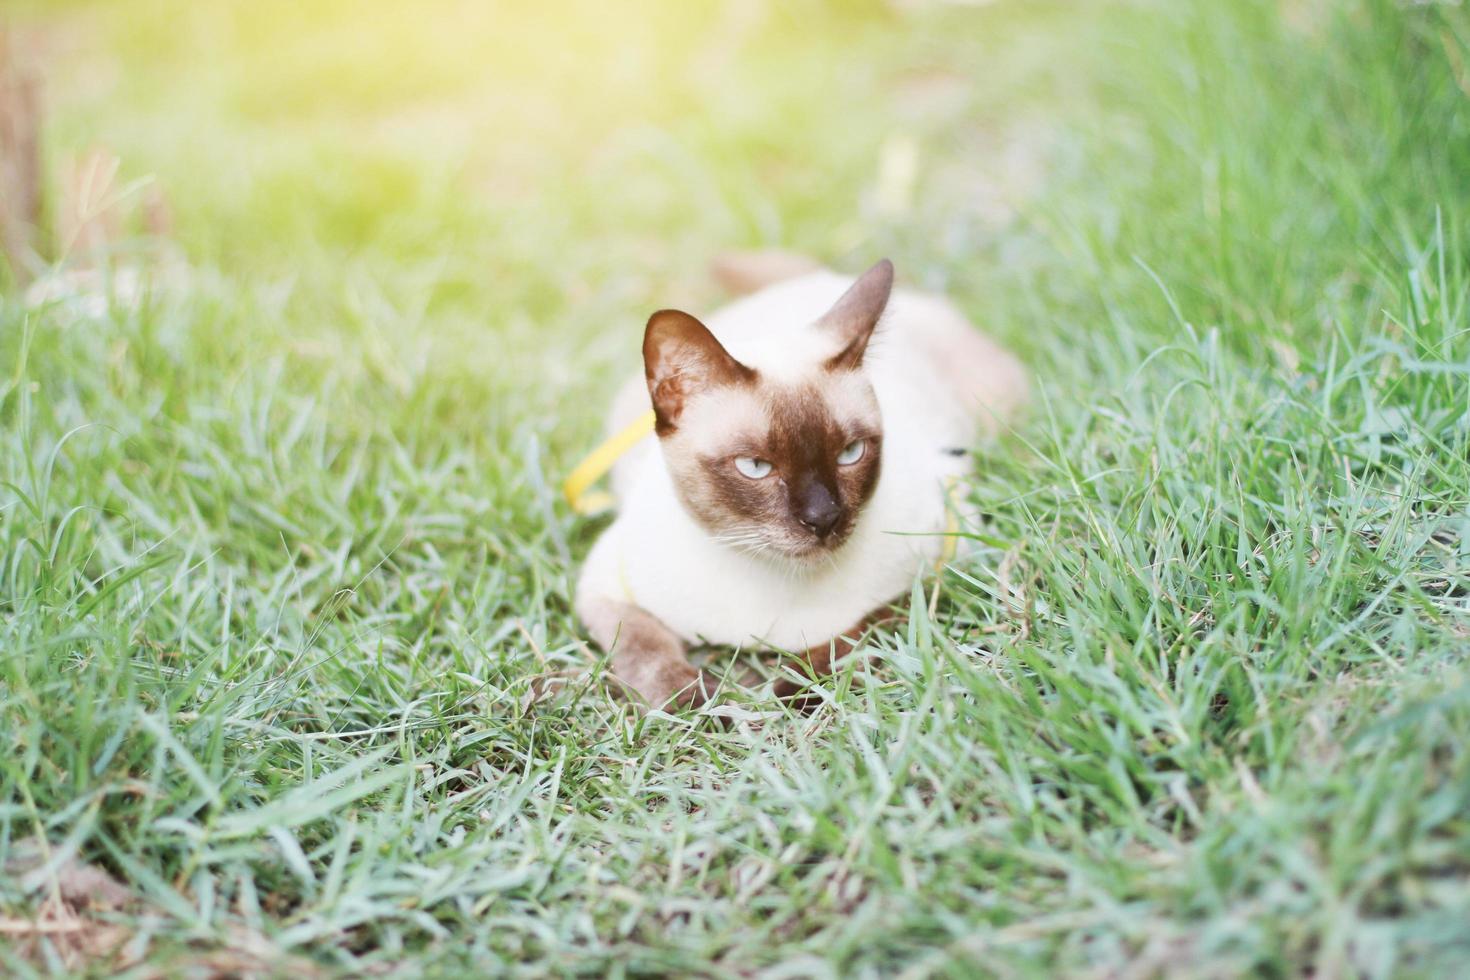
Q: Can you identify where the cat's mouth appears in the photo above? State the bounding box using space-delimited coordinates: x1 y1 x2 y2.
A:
772 523 857 562
713 522 854 564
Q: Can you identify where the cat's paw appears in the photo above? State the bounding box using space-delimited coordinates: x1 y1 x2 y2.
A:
669 667 722 711
636 663 720 713
772 676 825 714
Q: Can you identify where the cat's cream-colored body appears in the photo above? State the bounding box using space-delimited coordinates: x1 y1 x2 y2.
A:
576 270 1026 652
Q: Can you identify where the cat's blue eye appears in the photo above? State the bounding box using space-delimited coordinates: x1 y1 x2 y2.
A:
735 456 773 479
836 439 866 465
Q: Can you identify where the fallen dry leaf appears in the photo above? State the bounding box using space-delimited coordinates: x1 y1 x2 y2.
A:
2 838 139 971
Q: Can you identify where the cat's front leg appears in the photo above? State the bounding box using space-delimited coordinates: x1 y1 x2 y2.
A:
578 596 716 710
772 615 884 707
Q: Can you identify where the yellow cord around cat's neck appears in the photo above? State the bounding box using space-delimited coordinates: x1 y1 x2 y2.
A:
564 410 962 571
563 410 656 515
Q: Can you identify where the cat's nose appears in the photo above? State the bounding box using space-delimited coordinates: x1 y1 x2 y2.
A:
796 489 842 539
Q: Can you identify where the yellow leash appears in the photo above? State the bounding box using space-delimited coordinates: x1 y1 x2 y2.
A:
936 474 961 571
562 410 656 515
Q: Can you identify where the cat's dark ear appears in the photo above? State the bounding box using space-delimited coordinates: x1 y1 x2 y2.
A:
818 258 893 371
644 309 755 434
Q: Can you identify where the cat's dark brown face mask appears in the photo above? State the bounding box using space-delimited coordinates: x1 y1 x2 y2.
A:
643 261 892 563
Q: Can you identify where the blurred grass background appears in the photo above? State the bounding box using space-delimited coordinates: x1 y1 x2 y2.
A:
2 0 1469 975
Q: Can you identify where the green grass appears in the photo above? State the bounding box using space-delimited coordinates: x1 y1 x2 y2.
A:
3 0 1469 974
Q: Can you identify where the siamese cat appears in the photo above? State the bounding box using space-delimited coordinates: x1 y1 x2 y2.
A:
575 257 1027 709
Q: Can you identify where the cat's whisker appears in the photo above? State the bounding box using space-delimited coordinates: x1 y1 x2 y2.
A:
713 525 773 555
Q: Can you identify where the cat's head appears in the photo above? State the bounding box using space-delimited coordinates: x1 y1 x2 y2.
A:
643 259 892 563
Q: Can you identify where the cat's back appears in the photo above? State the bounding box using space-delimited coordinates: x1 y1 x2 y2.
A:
702 270 854 350
704 270 1025 433
706 271 1016 450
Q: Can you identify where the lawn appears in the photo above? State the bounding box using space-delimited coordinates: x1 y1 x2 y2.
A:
2 0 1469 975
